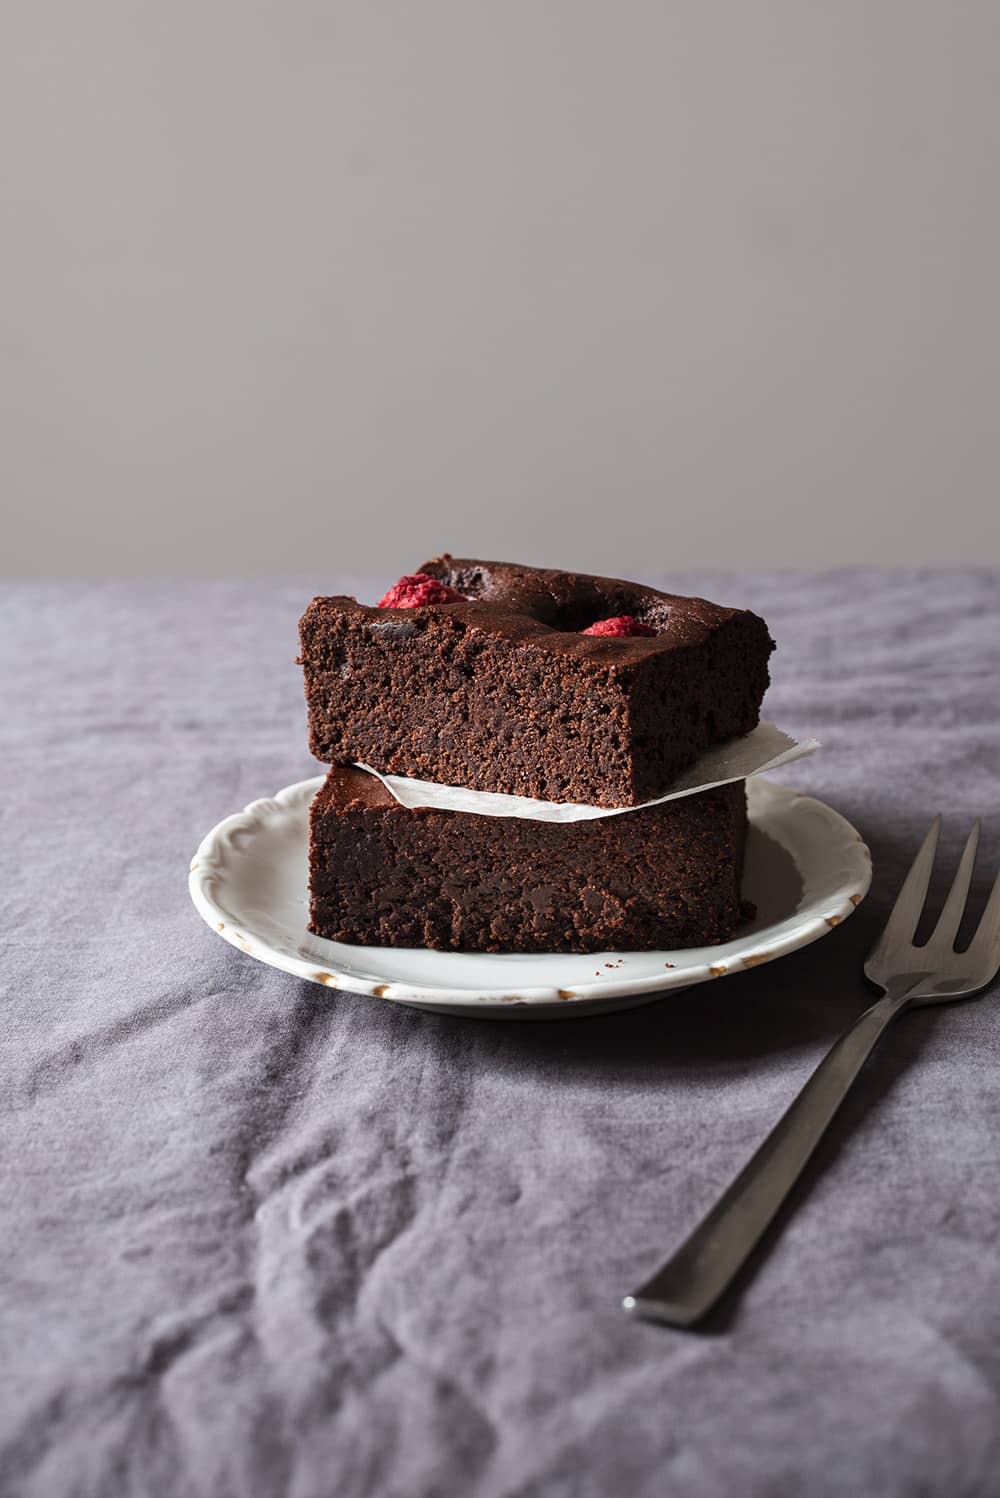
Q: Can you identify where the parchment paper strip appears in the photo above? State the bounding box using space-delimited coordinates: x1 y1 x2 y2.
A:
356 721 819 822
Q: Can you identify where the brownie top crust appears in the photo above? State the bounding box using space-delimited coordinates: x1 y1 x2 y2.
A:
315 763 397 814
303 555 772 669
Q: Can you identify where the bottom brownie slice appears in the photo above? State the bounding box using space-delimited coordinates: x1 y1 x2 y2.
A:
308 767 752 954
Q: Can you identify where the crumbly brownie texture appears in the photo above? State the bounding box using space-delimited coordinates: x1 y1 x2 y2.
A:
308 766 752 954
299 556 774 807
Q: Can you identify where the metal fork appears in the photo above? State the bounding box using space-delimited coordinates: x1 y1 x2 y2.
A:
624 817 1000 1328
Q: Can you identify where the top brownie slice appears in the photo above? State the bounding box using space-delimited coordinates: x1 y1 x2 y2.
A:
298 555 774 807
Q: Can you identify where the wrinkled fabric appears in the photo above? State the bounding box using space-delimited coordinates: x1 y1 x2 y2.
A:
1 572 998 1498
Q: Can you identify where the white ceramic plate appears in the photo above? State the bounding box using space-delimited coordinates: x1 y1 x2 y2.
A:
189 776 871 1018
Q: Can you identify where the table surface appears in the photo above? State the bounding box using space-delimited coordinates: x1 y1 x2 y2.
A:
2 572 999 1498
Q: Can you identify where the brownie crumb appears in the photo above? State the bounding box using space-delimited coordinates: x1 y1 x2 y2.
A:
300 555 774 806
308 767 751 954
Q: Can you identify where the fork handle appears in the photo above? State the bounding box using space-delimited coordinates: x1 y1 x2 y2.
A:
625 985 916 1326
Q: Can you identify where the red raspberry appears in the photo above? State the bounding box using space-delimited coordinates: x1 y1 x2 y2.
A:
377 574 463 609
581 615 656 638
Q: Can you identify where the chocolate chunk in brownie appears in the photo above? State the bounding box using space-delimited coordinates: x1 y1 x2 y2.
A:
299 556 774 806
308 766 752 954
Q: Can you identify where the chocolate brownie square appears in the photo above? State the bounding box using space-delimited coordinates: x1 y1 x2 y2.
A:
299 557 773 807
308 766 751 954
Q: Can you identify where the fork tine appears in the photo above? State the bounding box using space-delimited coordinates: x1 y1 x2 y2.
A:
928 821 981 952
966 868 1000 974
869 816 942 961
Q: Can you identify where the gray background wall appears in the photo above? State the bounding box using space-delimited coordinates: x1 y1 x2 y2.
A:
2 1 998 580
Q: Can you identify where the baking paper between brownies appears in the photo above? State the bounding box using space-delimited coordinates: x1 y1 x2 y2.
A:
355 721 819 823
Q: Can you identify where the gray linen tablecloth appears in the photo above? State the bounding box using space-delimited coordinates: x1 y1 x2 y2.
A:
2 571 999 1498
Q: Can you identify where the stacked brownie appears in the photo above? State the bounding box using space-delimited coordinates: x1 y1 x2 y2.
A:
299 556 775 954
